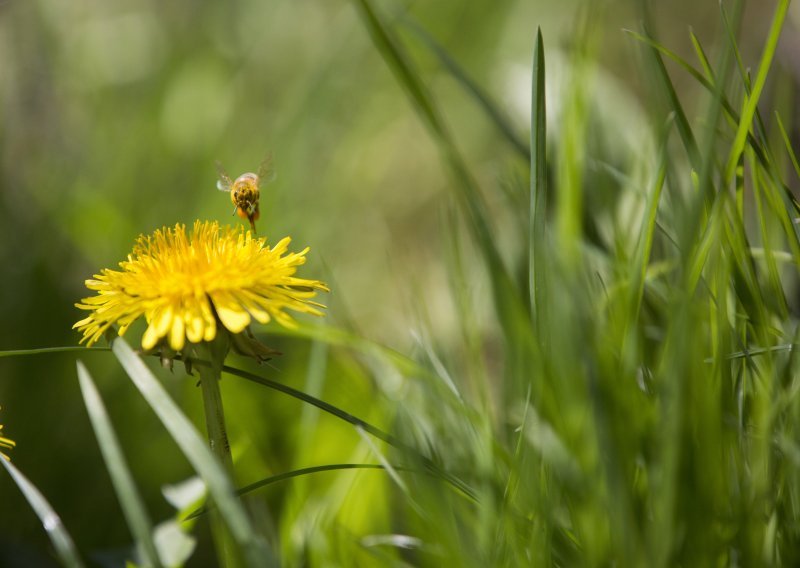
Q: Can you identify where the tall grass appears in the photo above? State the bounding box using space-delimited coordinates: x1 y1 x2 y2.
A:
3 0 800 566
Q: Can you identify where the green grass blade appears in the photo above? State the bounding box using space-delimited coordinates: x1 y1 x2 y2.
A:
351 0 445 137
188 462 473 521
0 458 85 568
629 132 669 321
719 0 772 160
624 29 711 92
401 17 530 159
719 0 748 90
0 346 109 357
723 0 790 184
529 28 548 333
624 28 769 170
748 149 788 317
214 359 478 501
220 360 405 449
111 338 272 568
77 361 162 568
776 111 800 181
636 23 700 169
352 0 526 332
188 464 390 519
689 29 714 81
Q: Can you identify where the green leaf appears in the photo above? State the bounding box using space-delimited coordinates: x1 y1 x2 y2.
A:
529 28 548 335
77 361 163 568
0 458 85 568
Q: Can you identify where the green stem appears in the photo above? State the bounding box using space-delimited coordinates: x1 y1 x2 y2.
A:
195 338 240 567
198 361 233 473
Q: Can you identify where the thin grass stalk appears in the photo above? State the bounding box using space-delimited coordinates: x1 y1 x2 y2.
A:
194 339 240 568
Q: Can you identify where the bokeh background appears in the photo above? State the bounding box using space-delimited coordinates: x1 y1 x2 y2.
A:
1 0 799 565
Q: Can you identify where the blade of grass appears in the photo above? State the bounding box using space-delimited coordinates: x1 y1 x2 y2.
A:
776 112 800 181
637 22 700 170
356 426 417 510
623 29 770 170
77 362 163 568
723 0 790 185
719 0 773 162
188 464 390 519
187 462 472 521
625 29 710 94
689 29 714 81
719 0 748 88
529 28 548 337
680 0 738 257
0 346 109 357
352 0 528 334
748 148 788 317
0 458 85 568
111 338 272 568
628 126 669 325
211 358 478 502
401 17 530 159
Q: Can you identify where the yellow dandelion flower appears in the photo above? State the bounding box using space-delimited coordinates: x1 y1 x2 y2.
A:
74 220 328 351
0 408 15 461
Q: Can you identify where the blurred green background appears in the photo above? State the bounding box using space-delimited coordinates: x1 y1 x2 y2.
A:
1 0 799 565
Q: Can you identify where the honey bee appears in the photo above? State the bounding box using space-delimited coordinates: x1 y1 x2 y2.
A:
216 154 275 233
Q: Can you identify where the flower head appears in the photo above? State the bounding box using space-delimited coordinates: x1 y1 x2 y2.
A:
0 407 15 461
74 221 328 351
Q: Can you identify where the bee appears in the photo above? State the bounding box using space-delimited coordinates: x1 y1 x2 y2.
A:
216 154 275 233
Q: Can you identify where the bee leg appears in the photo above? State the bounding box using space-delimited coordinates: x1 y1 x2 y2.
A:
231 205 237 216
249 219 257 233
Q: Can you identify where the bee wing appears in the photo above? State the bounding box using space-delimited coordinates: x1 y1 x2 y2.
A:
215 160 233 191
256 153 277 186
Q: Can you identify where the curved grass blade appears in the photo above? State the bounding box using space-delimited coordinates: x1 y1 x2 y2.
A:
723 0 790 185
719 1 773 163
624 30 711 97
719 1 747 89
213 360 478 501
112 338 272 568
623 29 769 168
401 17 529 159
236 464 389 500
0 458 85 568
635 22 700 170
187 464 434 520
352 0 527 332
0 346 109 358
77 362 162 568
776 112 800 181
689 29 714 81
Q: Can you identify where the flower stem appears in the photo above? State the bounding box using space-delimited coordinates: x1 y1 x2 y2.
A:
196 337 240 567
198 360 233 473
